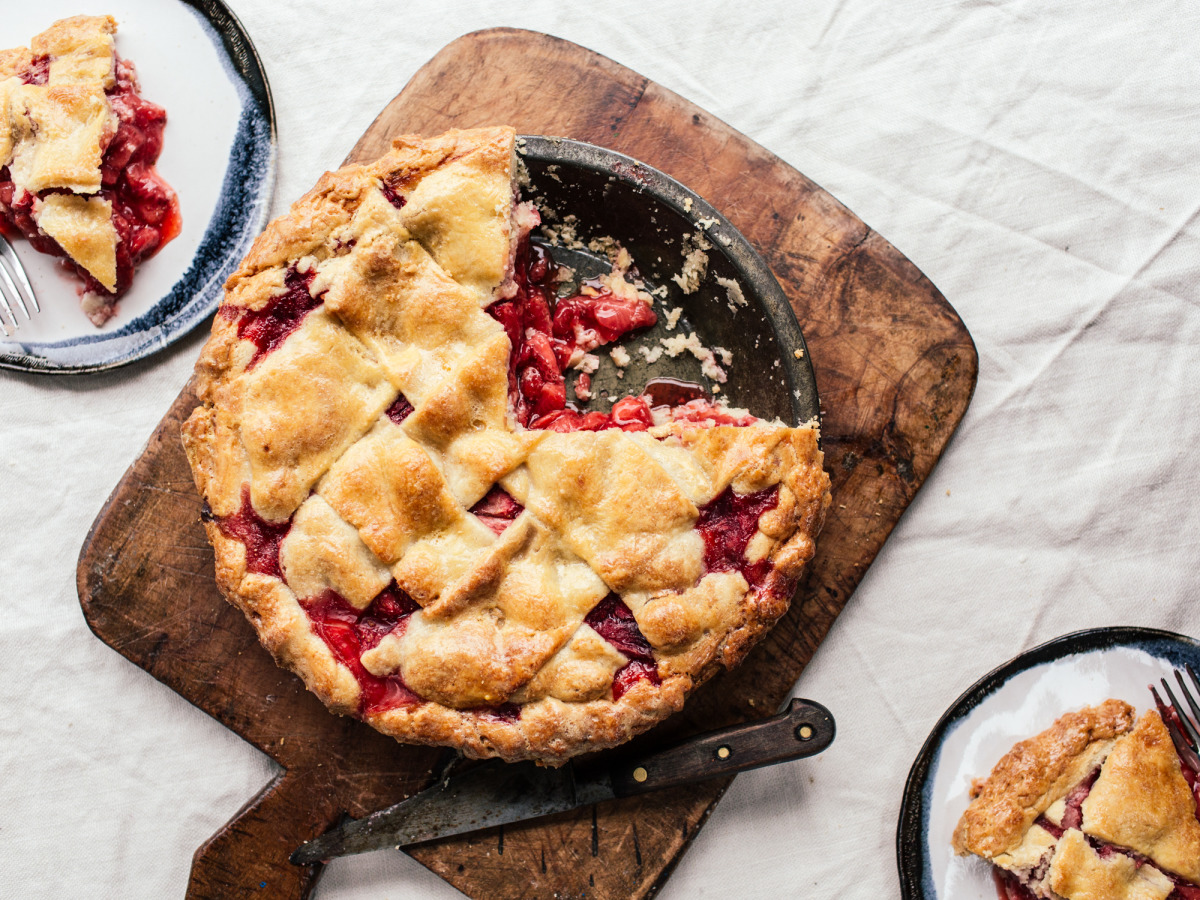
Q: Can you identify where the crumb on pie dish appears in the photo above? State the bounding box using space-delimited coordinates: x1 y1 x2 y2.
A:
181 126 830 765
953 699 1200 900
0 15 180 325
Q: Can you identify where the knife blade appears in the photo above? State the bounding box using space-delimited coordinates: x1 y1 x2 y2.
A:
291 697 834 864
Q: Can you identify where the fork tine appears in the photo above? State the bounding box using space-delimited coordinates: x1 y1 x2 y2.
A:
0 278 18 337
0 235 37 312
1176 668 1200 733
0 256 30 319
1152 684 1200 773
1161 678 1200 750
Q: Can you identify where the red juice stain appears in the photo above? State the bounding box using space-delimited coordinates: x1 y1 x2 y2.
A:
695 485 781 587
300 582 422 716
641 377 708 409
202 486 291 578
469 486 524 535
585 593 660 700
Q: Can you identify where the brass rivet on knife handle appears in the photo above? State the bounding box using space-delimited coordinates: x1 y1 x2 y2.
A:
609 698 835 797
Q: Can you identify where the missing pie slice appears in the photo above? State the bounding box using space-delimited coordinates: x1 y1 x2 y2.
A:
0 15 180 325
182 125 830 764
953 699 1200 900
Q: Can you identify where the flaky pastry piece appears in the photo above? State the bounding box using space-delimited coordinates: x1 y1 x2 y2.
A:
0 15 179 324
953 700 1200 900
182 125 830 764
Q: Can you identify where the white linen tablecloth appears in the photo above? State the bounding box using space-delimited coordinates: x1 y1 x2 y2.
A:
4 0 1199 896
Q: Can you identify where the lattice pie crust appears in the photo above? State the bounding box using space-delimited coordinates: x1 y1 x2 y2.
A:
182 126 830 764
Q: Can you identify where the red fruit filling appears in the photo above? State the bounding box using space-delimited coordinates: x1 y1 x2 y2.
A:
551 286 657 359
202 486 291 579
21 55 50 86
300 583 422 716
696 485 781 588
380 182 407 210
1034 767 1100 839
584 593 661 700
0 56 180 315
530 395 656 433
386 393 414 425
470 486 524 535
993 869 1037 900
487 236 658 429
229 266 324 368
471 703 522 723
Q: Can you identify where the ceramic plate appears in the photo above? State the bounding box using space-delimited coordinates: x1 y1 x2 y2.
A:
897 626 1200 900
0 0 275 373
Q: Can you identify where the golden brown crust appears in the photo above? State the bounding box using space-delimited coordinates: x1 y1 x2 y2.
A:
34 193 117 290
1 16 118 283
182 126 831 764
954 702 1200 898
1047 829 1175 900
1083 710 1200 883
952 699 1136 858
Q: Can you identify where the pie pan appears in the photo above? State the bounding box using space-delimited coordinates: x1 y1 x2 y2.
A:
897 626 1200 900
518 135 819 427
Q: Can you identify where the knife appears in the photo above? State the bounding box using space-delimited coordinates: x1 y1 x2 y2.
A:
291 697 834 864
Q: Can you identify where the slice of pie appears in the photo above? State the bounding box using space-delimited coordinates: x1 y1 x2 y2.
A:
182 126 830 764
953 699 1200 900
0 15 180 325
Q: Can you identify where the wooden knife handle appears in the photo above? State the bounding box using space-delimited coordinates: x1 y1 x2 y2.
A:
609 698 835 797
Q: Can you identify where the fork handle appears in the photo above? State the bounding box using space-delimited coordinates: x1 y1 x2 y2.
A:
608 698 835 797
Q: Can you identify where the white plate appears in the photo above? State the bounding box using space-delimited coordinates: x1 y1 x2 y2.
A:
897 627 1200 900
0 0 275 372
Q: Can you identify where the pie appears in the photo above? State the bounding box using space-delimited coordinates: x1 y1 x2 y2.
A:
0 15 180 325
953 699 1200 900
181 126 830 764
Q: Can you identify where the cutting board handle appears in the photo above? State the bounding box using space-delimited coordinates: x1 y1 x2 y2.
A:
188 771 333 899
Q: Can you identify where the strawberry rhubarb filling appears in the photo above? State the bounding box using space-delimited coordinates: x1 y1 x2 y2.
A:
206 189 797 720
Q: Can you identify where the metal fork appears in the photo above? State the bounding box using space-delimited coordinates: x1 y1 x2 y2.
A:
0 232 39 337
1150 664 1200 775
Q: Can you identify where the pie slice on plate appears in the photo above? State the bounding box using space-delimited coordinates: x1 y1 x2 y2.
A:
0 15 180 325
953 699 1200 900
182 125 831 764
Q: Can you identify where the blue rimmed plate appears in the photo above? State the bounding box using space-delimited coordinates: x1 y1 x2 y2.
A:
897 626 1200 900
0 0 275 373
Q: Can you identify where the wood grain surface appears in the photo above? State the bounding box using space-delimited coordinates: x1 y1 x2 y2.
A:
77 28 977 900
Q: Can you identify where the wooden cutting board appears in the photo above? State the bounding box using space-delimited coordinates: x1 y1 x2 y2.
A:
77 28 976 900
